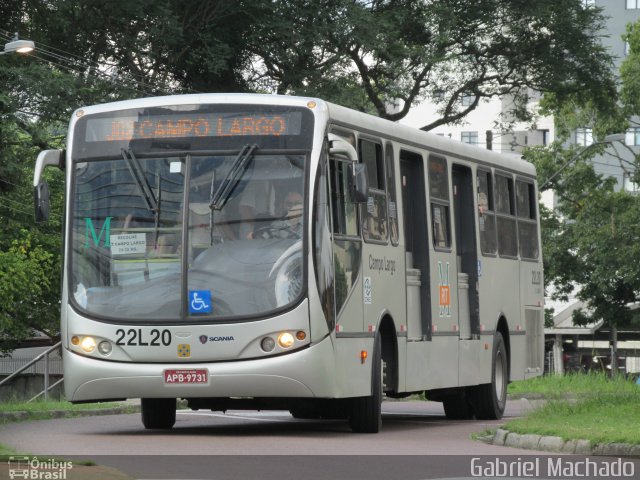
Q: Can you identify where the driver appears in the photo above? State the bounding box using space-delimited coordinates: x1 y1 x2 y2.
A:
252 191 303 239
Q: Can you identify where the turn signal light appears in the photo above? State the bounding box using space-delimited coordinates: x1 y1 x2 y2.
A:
360 350 368 364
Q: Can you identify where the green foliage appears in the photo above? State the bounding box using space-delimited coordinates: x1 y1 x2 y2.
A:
507 374 640 444
247 0 619 126
0 233 57 355
529 17 640 333
509 372 639 396
505 392 640 444
621 20 640 117
528 142 640 330
0 1 628 353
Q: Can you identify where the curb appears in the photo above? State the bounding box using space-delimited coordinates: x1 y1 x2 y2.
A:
487 428 640 457
0 405 140 422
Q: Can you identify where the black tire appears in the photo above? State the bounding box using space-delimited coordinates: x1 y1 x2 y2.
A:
141 398 176 429
290 407 322 420
291 401 347 420
442 392 474 420
471 332 508 420
349 335 383 433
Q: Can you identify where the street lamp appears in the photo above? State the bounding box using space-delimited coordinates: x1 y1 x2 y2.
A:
0 33 35 56
540 133 627 190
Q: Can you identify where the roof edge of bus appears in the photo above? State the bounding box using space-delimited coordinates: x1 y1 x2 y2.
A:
70 93 535 176
72 93 325 116
324 101 536 177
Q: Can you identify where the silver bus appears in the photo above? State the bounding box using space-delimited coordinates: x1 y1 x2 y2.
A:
34 94 544 433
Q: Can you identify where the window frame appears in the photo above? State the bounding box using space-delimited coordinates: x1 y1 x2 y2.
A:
575 127 593 147
461 131 478 146
358 136 389 245
385 141 400 247
626 127 640 146
515 178 540 261
477 167 498 257
428 154 452 251
494 171 518 259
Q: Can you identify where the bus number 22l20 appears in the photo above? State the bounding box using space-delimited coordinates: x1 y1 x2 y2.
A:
115 329 172 346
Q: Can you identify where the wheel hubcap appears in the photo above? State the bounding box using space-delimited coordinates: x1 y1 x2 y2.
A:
495 351 505 400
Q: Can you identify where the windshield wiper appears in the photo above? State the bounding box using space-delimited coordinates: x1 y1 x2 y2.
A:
207 144 258 244
209 144 258 211
122 148 161 246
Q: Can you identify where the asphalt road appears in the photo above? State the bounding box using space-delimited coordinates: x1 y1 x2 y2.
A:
0 399 568 480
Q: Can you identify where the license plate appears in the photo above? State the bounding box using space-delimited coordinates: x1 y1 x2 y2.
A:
164 369 208 384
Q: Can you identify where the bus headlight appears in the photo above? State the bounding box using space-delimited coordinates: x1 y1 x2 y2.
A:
278 332 295 349
80 336 97 353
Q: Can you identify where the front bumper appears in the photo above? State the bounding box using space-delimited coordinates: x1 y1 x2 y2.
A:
65 334 337 401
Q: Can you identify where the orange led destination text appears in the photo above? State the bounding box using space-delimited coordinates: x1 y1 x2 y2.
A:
105 115 288 141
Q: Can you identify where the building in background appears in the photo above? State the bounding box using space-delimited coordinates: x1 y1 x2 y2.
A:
401 1 640 375
401 1 640 196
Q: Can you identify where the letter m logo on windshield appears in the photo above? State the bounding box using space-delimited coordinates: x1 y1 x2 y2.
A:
85 217 113 248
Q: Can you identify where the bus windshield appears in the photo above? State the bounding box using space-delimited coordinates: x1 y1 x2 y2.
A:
69 104 312 323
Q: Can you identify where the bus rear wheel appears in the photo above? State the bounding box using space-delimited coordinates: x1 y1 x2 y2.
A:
470 332 508 420
141 398 176 429
349 336 383 433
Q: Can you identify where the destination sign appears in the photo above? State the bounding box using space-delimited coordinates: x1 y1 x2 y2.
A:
85 111 303 142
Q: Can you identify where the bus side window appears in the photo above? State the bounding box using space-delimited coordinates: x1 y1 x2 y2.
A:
516 179 539 259
329 159 359 236
428 155 451 249
328 154 362 316
477 169 497 255
495 173 518 258
359 138 388 243
385 142 399 246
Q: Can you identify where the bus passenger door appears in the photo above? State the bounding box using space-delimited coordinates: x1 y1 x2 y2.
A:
400 151 431 340
452 164 479 340
329 158 363 332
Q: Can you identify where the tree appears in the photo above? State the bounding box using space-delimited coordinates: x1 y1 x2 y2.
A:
0 0 256 352
526 17 640 371
0 1 626 353
621 19 640 120
247 0 618 127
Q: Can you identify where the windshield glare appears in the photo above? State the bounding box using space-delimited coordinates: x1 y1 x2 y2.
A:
71 152 306 321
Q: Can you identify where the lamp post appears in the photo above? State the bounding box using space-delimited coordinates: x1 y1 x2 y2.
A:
540 133 627 190
0 33 35 56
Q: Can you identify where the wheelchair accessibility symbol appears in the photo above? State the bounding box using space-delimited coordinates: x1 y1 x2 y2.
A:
189 290 212 314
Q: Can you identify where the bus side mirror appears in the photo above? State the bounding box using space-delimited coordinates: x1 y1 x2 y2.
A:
351 163 369 203
33 149 63 223
34 181 50 222
328 134 357 162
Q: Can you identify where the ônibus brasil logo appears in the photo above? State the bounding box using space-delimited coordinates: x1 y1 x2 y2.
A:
8 456 73 479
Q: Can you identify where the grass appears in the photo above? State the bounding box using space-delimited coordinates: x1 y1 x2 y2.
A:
0 399 137 423
0 400 125 413
504 373 640 445
0 443 18 456
508 371 639 398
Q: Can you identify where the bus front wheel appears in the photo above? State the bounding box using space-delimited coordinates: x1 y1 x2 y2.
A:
141 398 176 429
349 336 383 433
471 332 508 420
